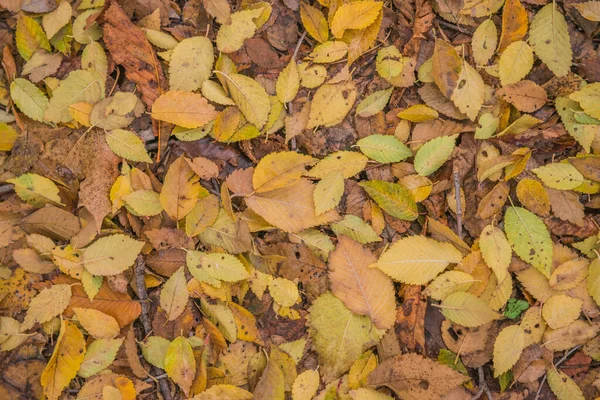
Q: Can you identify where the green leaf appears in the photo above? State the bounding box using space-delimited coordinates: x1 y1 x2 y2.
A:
529 3 572 77
358 180 418 221
78 338 123 378
7 173 62 207
105 129 152 163
504 298 529 319
504 207 552 277
141 336 170 369
440 292 500 327
164 336 196 395
355 88 393 117
308 292 384 381
556 97 597 153
355 134 412 163
414 135 457 176
331 215 381 244
10 78 49 123
83 234 144 276
474 113 500 139
169 36 214 92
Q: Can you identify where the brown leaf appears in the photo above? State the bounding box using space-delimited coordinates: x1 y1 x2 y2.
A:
395 285 427 354
367 353 469 400
56 276 141 328
546 188 585 227
476 181 509 220
104 1 168 107
21 206 80 241
497 80 548 112
329 236 396 329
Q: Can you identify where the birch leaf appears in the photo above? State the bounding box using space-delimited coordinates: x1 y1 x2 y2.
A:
10 78 48 122
375 236 463 284
22 284 72 331
329 236 396 329
160 156 202 220
529 3 572 77
41 321 86 400
440 292 500 327
493 325 524 377
169 36 214 92
165 336 196 395
160 266 189 321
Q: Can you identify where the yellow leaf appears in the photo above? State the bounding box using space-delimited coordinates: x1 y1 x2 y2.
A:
397 104 439 122
440 291 500 327
479 225 511 283
16 14 51 61
276 60 300 103
330 236 396 329
493 325 524 377
160 266 189 321
7 173 62 207
252 151 317 193
472 19 497 66
533 163 585 190
42 1 72 40
78 337 124 378
245 179 339 233
314 171 345 215
520 306 546 347
308 40 349 63
356 87 393 118
123 190 163 216
10 77 48 122
105 129 152 163
375 236 463 284
22 284 72 331
298 63 327 88
83 234 144 276
450 61 484 121
204 0 232 24
529 3 572 77
505 207 552 277
423 271 474 301
191 384 253 399
269 277 299 307
292 369 320 400
41 321 86 400
547 367 585 400
73 307 120 339
516 178 550 216
160 156 202 220
229 302 263 344
307 150 368 178
330 1 383 38
497 0 528 53
344 11 382 65
0 123 18 151
542 293 582 329
165 336 196 395
219 72 271 129
216 8 262 53
45 70 104 124
300 2 329 43
169 36 214 92
152 91 218 128
499 41 534 85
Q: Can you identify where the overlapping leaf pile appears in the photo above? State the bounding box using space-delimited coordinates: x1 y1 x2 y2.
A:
3 0 600 399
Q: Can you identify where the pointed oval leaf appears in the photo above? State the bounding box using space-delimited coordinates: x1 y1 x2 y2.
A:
358 180 418 221
440 291 500 327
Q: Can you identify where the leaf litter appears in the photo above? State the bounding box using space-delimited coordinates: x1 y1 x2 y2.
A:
1 0 600 399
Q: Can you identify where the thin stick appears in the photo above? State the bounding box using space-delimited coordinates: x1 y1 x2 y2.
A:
471 366 492 400
453 168 463 238
134 256 172 400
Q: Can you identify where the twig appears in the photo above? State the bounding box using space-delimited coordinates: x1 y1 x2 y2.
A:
453 168 463 238
534 345 582 400
471 366 493 400
134 256 172 400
